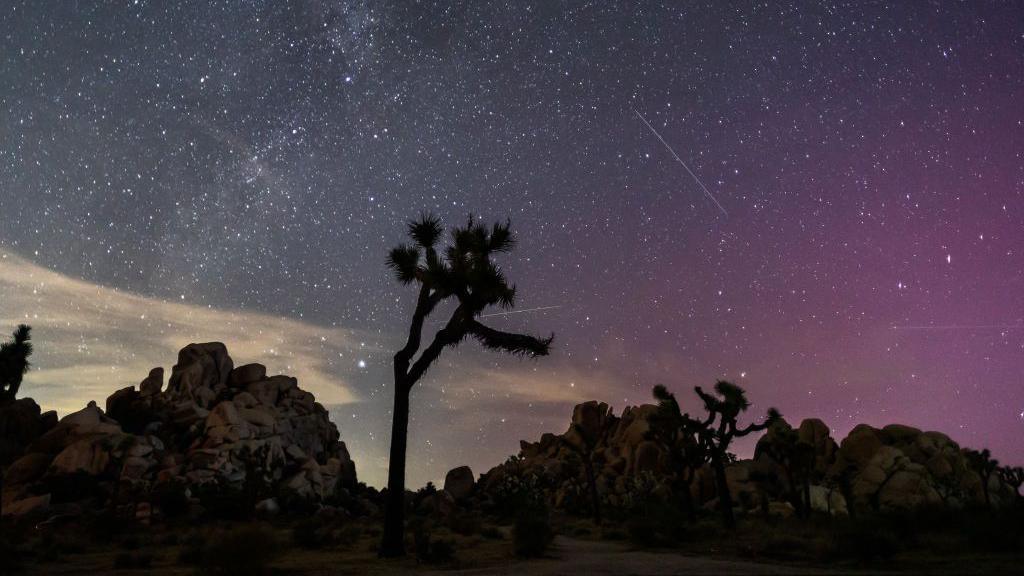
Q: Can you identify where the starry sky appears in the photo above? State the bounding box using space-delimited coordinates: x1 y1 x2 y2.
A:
1 1 1023 488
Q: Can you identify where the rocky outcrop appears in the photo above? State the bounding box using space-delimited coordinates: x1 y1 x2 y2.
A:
0 397 58 469
480 401 1016 519
1 343 358 520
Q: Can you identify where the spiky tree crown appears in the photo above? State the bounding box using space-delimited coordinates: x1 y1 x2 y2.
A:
388 214 552 360
0 324 33 398
387 214 521 314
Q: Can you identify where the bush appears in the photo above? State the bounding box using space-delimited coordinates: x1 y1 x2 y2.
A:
292 518 331 549
626 516 660 548
114 551 153 569
480 525 504 540
413 525 457 564
0 536 25 573
831 521 900 563
513 507 553 557
152 481 190 518
177 531 206 565
450 510 483 536
200 525 280 576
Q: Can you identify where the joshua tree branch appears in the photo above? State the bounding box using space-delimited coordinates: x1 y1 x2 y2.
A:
466 320 552 357
406 309 468 388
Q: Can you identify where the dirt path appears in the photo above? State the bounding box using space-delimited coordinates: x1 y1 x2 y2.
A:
447 536 864 575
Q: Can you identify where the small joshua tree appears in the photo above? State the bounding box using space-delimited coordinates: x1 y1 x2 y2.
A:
561 423 603 524
380 215 553 557
647 384 708 520
0 324 32 519
0 325 32 403
998 466 1023 502
965 448 999 508
757 422 815 518
693 380 780 528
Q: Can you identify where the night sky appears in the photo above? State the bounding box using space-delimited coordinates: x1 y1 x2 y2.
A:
1 2 1022 488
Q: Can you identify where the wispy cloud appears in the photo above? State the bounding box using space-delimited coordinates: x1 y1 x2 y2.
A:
0 252 372 415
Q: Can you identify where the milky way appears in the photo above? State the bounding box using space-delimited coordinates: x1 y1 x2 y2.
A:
1 2 1022 487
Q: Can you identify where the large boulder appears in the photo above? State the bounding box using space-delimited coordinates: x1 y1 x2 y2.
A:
166 342 234 407
444 465 475 500
0 398 57 467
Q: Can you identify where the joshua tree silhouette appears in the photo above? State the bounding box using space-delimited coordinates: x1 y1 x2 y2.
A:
692 380 780 528
380 215 552 557
0 324 32 404
966 448 1000 508
998 465 1023 502
647 384 708 520
757 422 815 518
0 324 32 519
562 423 604 524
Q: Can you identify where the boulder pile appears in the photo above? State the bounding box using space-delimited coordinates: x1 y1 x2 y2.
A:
1 343 358 521
476 400 1018 518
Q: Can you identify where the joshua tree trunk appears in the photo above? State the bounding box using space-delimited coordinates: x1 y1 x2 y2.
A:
802 479 811 518
584 458 601 525
379 215 552 557
678 473 696 521
711 452 735 528
381 382 411 556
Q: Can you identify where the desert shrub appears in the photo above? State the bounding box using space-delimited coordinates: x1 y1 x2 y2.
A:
177 530 206 565
337 523 365 547
449 510 483 536
492 456 548 518
191 483 247 520
0 536 25 573
152 481 190 518
513 506 553 557
619 477 687 547
600 528 626 540
626 516 658 547
113 551 153 569
413 525 457 564
199 525 280 576
426 538 456 563
480 525 504 540
831 520 900 563
35 529 87 558
118 535 141 550
571 524 592 537
293 518 332 549
960 508 1024 553
758 534 814 561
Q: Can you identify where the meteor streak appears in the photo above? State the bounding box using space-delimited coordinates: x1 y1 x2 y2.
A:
633 108 729 217
892 325 1024 331
430 305 563 325
479 305 563 319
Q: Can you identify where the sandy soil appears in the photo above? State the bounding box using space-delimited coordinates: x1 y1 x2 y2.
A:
19 534 872 576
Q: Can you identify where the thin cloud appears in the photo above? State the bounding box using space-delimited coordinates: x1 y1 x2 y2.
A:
0 252 371 415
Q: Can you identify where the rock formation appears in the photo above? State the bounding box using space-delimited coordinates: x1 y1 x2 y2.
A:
1 343 357 521
478 400 1017 519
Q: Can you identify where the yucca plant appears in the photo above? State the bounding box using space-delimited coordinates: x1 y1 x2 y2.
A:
647 384 708 521
998 465 1023 502
0 324 32 402
379 214 552 557
693 380 780 528
965 448 1000 508
0 324 32 519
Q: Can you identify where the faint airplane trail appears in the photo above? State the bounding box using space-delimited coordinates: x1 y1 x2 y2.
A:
892 325 1024 330
632 108 729 217
430 305 562 325
479 305 563 319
